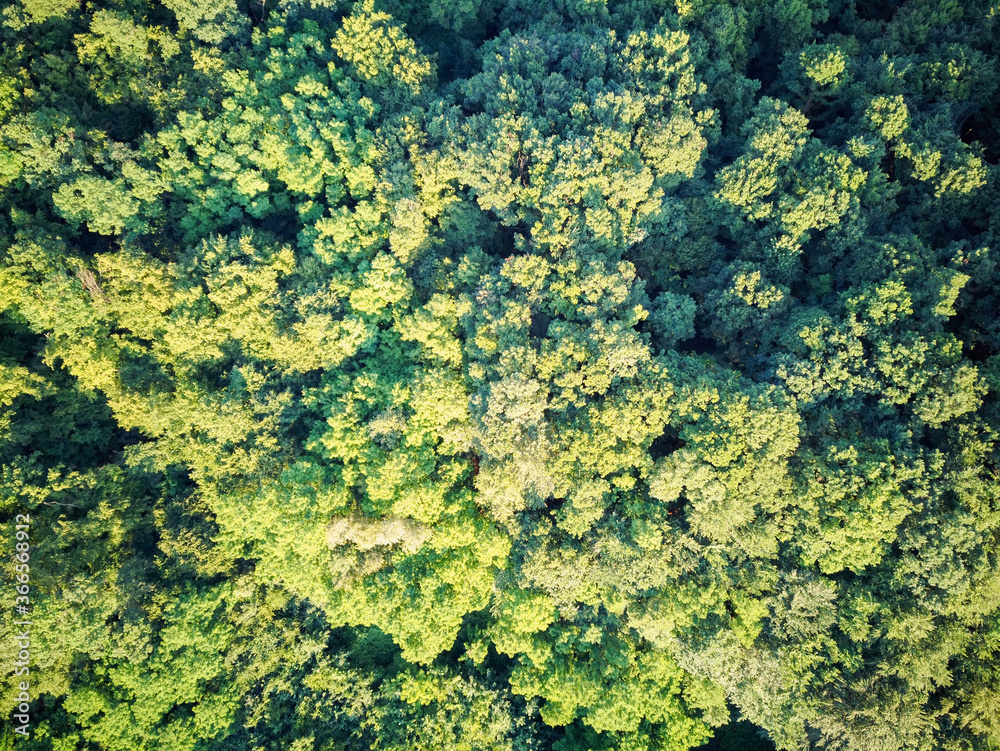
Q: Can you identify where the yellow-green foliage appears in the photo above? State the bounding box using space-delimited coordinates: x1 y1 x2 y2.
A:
1 1 999 750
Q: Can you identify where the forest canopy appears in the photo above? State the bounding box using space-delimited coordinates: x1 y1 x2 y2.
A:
1 0 999 749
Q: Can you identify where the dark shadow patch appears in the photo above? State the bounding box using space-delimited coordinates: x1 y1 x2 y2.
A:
649 428 684 462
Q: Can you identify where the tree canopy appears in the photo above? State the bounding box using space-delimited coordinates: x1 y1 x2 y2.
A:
2 0 999 750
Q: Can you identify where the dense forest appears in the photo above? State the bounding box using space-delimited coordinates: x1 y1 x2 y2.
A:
1 0 999 748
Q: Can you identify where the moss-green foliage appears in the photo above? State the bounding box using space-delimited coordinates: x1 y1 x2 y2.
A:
2 0 1000 750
